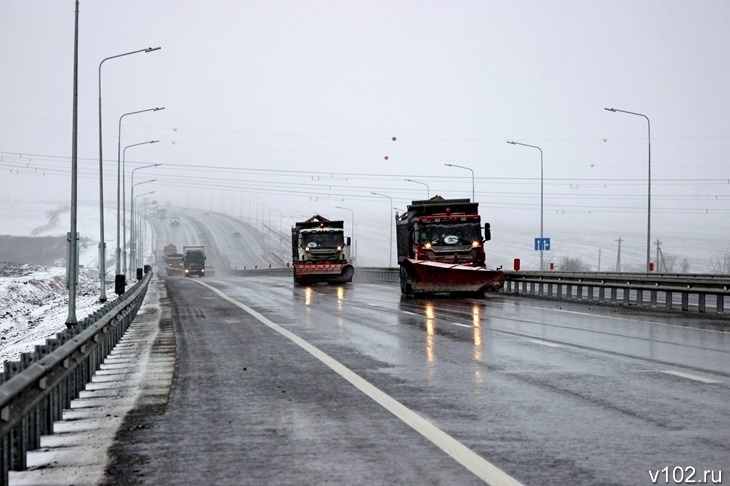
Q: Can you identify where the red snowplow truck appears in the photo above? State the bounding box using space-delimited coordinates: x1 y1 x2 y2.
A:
396 196 505 295
291 215 354 285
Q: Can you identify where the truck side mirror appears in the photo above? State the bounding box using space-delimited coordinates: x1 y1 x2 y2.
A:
346 237 351 246
484 223 492 242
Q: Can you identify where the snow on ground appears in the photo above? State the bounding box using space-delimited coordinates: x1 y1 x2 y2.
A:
0 263 118 364
0 201 146 366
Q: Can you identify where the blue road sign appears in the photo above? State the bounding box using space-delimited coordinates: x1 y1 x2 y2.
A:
534 237 551 251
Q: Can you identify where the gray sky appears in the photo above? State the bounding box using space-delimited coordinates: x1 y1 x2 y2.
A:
2 1 729 249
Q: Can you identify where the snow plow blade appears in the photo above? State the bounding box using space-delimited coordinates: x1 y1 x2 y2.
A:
402 259 505 294
293 262 354 285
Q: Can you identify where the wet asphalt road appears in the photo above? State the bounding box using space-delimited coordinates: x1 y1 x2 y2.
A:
104 274 730 485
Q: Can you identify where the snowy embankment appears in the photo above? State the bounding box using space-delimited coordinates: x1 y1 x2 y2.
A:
0 202 129 366
0 263 117 364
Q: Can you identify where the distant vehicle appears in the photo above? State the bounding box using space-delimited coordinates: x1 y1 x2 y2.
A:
170 216 180 226
291 215 354 285
158 208 167 220
233 231 241 238
163 243 177 261
165 254 184 276
183 245 206 277
396 196 504 295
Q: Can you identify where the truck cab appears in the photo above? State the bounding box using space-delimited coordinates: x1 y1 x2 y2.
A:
183 245 206 277
297 227 349 262
410 215 488 266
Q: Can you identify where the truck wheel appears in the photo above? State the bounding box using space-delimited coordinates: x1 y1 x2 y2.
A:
399 267 412 295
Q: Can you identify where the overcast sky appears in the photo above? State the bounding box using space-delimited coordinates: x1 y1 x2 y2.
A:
2 1 729 249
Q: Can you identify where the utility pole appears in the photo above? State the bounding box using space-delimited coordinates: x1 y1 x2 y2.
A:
597 248 602 272
655 239 665 273
615 236 623 272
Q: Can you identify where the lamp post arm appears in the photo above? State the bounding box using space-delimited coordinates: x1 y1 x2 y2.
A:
604 107 652 272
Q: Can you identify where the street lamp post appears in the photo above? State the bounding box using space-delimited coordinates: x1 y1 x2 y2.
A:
122 140 159 275
130 180 157 274
130 163 160 273
371 192 393 267
97 46 160 301
507 141 544 270
136 199 157 271
444 163 474 201
404 178 430 198
604 107 652 272
335 206 356 262
66 0 80 326
116 109 163 278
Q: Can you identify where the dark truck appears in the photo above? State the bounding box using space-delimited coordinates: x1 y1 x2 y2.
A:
396 196 504 295
183 245 206 277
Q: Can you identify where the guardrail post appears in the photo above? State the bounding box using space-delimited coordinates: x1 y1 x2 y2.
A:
610 287 617 304
650 290 657 308
698 293 706 313
665 291 673 310
11 418 27 471
636 289 643 307
1 435 9 483
682 292 689 312
717 295 725 314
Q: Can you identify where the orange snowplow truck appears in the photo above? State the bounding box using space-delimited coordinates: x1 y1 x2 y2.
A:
396 196 505 295
291 215 354 285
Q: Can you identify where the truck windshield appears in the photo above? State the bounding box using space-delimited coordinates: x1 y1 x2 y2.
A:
186 253 205 263
301 232 344 249
418 223 481 246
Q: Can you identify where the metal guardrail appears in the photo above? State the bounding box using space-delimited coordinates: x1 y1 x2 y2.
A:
354 267 399 283
503 271 729 314
0 269 153 484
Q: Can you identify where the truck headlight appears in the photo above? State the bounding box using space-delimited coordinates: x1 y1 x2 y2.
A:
471 241 480 248
424 242 432 249
337 246 342 251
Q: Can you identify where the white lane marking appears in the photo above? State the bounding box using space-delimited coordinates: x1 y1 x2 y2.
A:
451 322 474 328
402 311 418 316
195 280 522 486
528 339 562 348
660 371 721 384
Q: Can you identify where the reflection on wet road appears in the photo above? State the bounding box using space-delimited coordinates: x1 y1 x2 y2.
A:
219 277 730 485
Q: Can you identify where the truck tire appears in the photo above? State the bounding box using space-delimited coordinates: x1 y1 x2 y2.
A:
399 267 412 295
